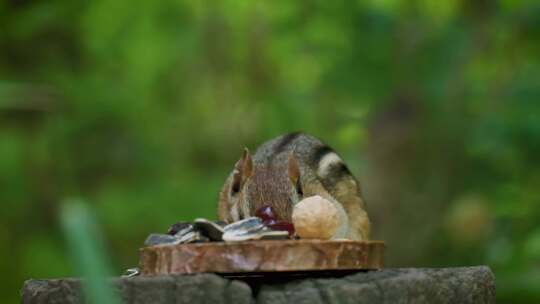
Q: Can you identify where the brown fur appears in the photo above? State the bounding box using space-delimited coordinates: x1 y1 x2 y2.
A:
246 165 295 220
218 133 371 240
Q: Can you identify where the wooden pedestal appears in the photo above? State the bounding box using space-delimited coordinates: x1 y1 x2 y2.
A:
140 240 385 275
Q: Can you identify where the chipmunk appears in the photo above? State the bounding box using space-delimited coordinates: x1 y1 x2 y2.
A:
218 132 371 240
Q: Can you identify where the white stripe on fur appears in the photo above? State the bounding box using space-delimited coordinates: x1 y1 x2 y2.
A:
317 152 343 177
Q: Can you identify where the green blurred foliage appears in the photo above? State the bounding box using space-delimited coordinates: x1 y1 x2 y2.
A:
1 0 540 302
61 201 119 304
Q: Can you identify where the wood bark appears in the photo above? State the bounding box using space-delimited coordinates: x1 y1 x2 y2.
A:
139 240 385 275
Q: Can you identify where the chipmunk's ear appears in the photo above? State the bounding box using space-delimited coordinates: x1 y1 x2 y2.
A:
231 148 253 194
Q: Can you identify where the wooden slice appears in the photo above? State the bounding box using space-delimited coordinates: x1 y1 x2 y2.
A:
139 240 384 275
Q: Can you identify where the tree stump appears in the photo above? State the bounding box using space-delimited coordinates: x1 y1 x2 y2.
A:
21 266 496 303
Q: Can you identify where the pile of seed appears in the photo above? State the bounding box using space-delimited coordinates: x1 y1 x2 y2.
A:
147 219 292 247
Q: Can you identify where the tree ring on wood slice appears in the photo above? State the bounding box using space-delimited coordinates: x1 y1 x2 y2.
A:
139 240 385 275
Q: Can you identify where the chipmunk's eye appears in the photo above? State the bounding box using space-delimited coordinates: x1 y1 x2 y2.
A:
296 179 303 197
231 183 240 195
231 170 242 195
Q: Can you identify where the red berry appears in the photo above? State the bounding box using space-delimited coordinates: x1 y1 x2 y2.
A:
255 205 278 221
262 219 277 226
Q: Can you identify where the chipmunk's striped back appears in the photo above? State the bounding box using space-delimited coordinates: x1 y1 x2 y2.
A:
218 132 371 240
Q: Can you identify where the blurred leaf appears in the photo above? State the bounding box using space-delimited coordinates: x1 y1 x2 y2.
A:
61 200 119 304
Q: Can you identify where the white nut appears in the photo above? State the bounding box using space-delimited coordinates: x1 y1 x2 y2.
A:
292 195 339 239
